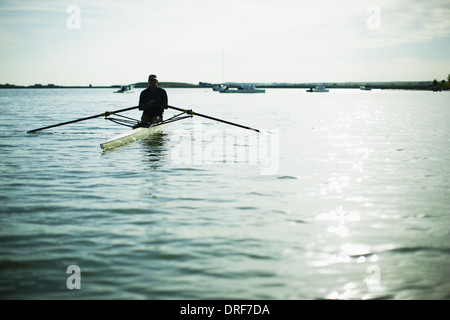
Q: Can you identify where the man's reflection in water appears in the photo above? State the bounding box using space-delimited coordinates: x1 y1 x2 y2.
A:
141 132 169 169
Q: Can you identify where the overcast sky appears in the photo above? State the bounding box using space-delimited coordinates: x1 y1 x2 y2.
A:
1 0 449 86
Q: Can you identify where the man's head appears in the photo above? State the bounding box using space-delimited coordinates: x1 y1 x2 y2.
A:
148 74 158 89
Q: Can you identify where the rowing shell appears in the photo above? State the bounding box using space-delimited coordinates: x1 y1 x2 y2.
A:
27 104 260 149
100 122 165 149
99 112 192 149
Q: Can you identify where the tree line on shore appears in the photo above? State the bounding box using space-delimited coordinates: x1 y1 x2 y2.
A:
1 74 449 91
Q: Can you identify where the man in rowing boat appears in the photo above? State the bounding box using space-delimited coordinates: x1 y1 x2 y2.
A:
138 74 168 125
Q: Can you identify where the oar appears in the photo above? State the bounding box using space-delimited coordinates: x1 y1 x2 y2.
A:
166 105 261 133
26 106 140 133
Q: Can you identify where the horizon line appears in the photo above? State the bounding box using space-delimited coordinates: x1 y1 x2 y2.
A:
0 79 437 87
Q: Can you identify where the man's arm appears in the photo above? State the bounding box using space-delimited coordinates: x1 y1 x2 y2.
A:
138 91 145 110
162 90 168 109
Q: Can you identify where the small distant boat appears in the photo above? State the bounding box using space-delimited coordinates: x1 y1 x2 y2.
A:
306 85 329 92
220 83 265 93
114 85 134 93
360 86 372 91
212 84 226 92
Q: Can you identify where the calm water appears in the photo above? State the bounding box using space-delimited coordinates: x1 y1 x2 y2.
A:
0 88 449 299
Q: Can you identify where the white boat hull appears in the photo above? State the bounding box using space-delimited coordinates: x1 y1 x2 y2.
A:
307 86 329 92
218 83 265 93
100 123 164 149
220 89 265 93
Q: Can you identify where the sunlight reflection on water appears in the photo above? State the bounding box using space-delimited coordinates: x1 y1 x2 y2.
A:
1 89 450 299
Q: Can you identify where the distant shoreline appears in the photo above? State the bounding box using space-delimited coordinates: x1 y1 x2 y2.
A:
0 82 197 89
0 80 448 91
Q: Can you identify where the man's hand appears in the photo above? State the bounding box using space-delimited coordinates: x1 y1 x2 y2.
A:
140 100 156 110
139 100 167 110
146 100 157 107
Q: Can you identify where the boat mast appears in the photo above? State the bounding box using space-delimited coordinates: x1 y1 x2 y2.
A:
222 50 225 83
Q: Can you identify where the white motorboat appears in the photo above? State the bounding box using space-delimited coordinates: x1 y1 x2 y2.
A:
306 85 329 92
114 85 134 93
220 83 265 93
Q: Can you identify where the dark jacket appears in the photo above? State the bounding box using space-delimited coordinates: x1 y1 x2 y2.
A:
139 87 168 117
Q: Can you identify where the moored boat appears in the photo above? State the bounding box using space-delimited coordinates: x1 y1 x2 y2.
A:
306 85 329 92
114 85 134 93
220 83 265 93
212 84 226 92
